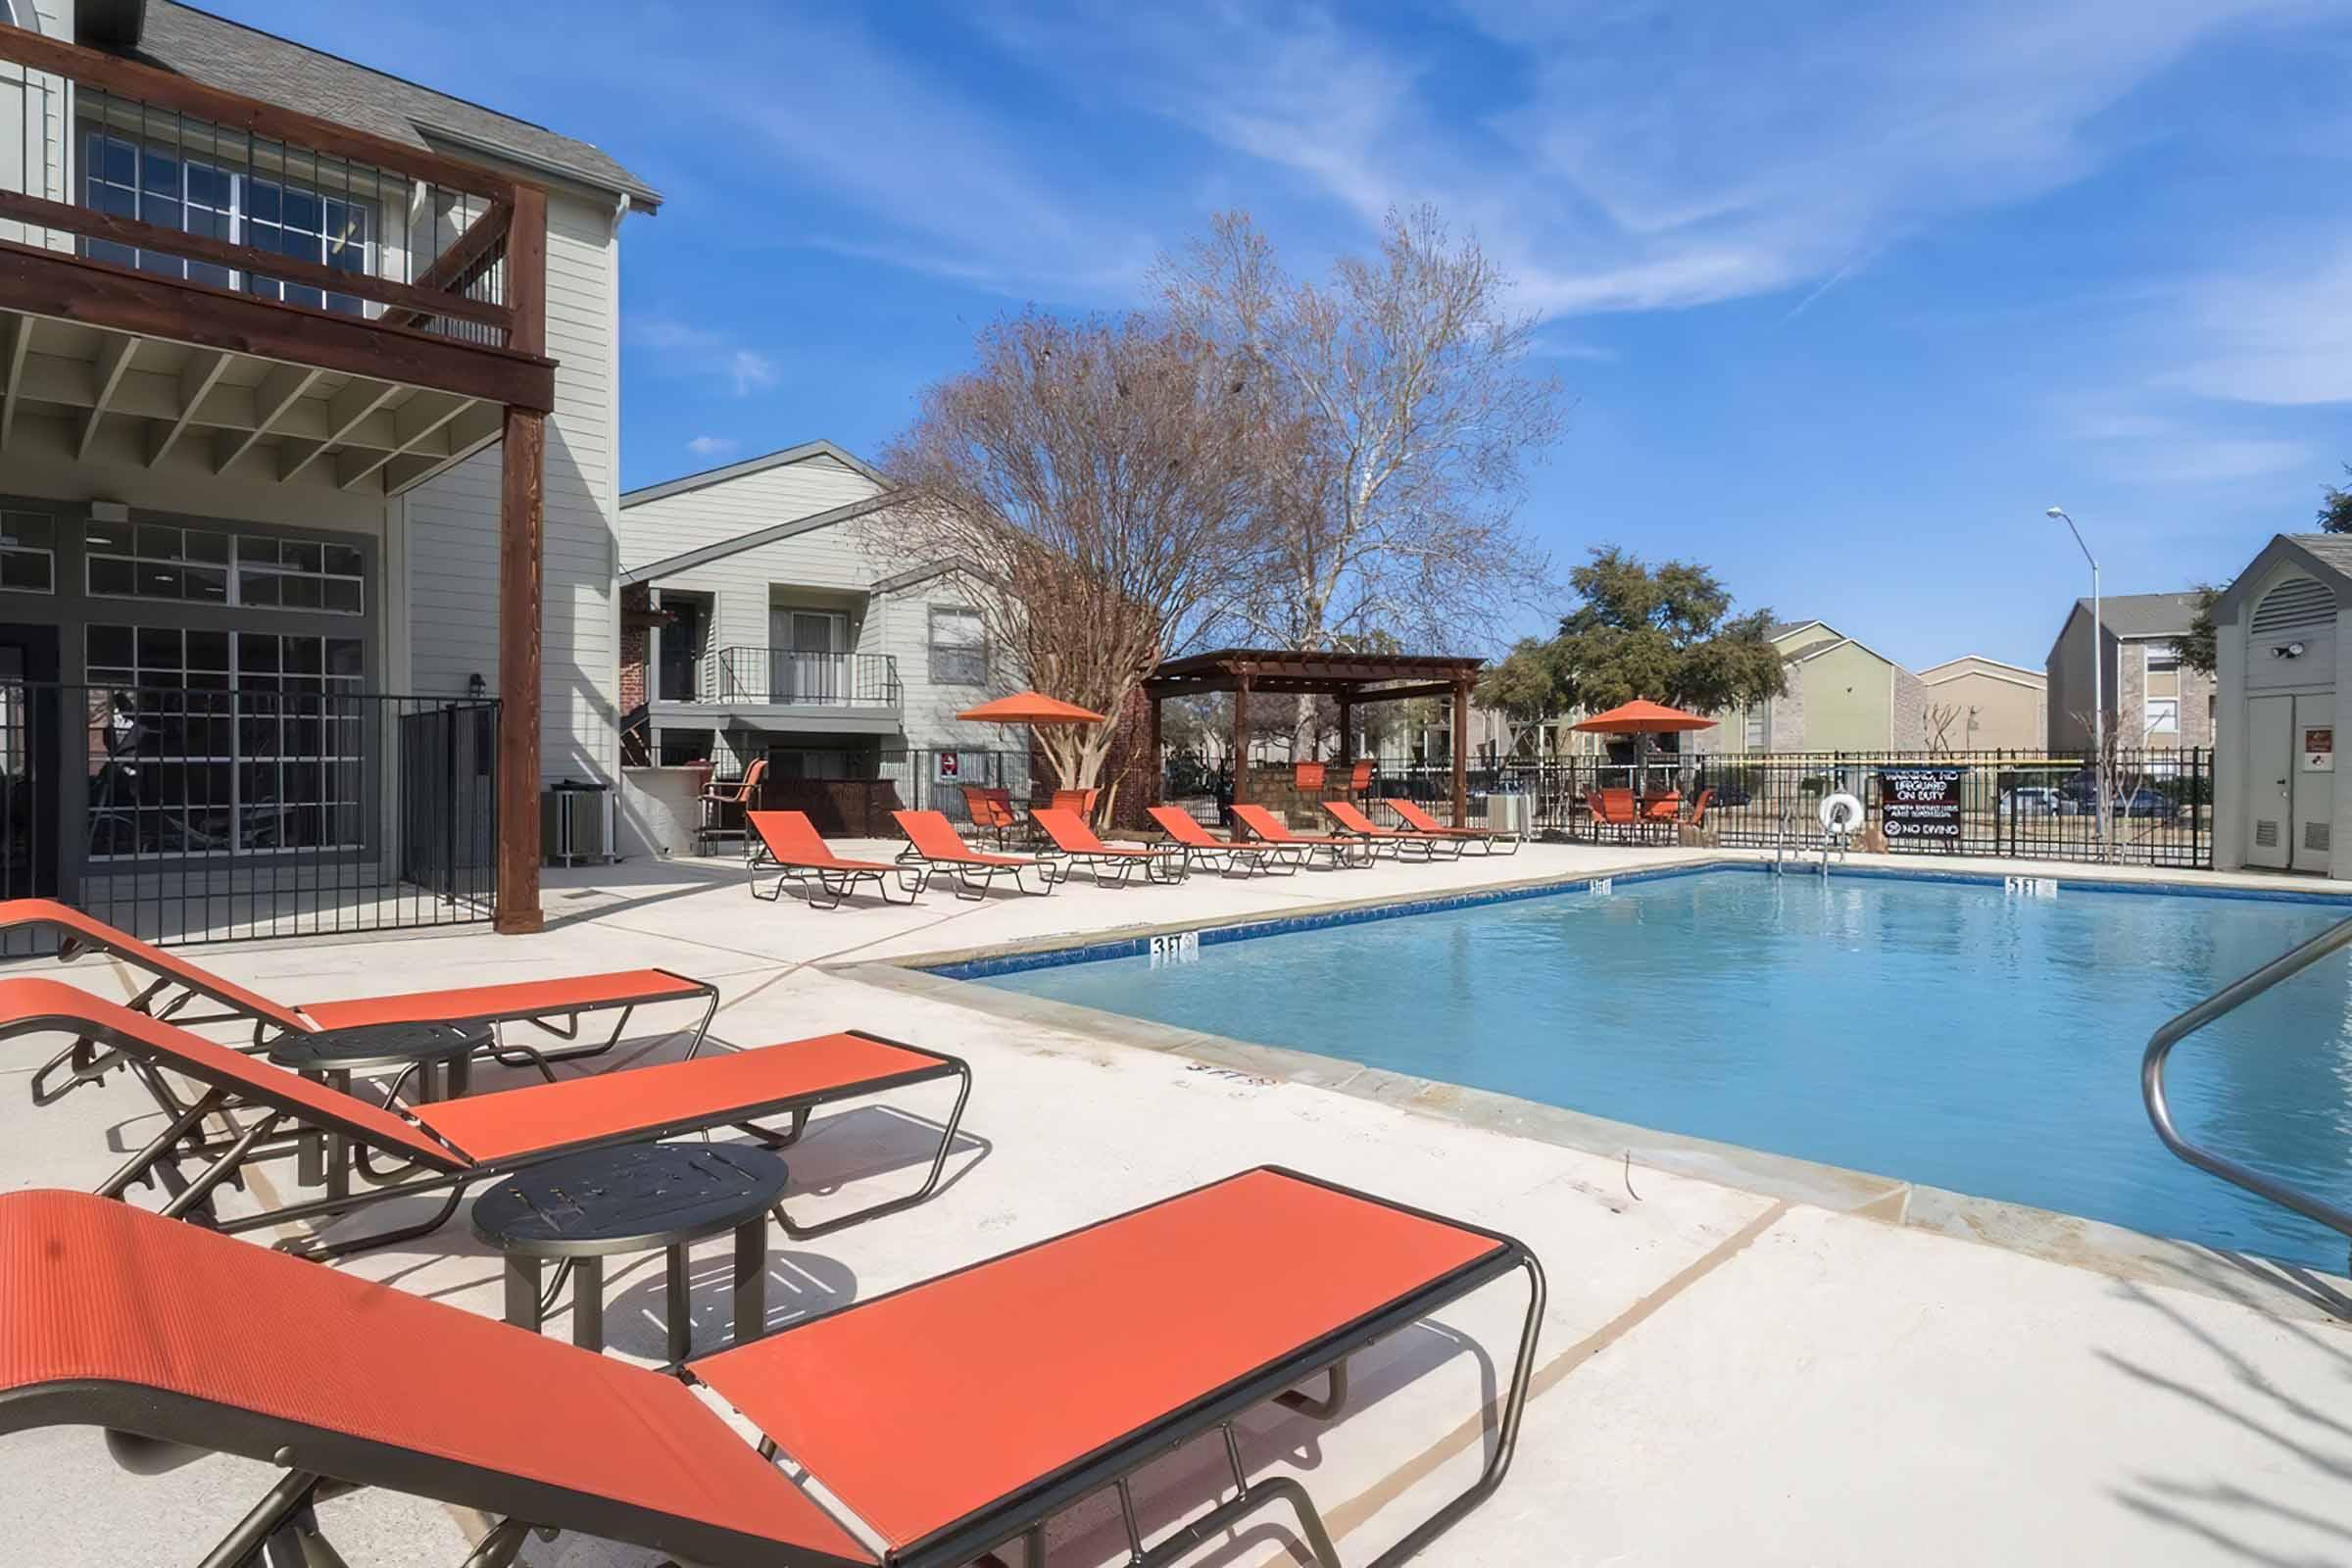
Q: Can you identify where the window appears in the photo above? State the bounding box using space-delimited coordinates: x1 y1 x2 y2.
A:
2145 641 2180 674
2144 698 2180 736
84 521 364 613
84 626 366 858
80 130 376 315
928 605 988 686
0 513 55 593
1743 703 1767 749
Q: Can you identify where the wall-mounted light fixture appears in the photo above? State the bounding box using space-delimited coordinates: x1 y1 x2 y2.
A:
467 672 487 699
2270 642 2308 661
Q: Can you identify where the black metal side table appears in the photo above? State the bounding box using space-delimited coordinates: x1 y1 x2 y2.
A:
470 1143 789 1367
267 1019 491 1196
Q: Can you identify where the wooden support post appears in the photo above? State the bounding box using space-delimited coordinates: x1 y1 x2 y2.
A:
1232 669 1252 814
494 186 547 936
1451 675 1471 828
1338 696 1353 766
1146 691 1163 807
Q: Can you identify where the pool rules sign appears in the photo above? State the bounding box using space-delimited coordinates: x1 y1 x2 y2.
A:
1879 766 1964 843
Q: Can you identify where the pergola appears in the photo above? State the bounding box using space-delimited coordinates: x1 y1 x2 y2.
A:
1142 649 1488 824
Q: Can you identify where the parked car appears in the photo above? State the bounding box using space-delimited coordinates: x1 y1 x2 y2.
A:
2118 787 2176 818
1998 787 2064 816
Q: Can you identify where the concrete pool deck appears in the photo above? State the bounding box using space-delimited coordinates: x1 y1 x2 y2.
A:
3 840 2350 1565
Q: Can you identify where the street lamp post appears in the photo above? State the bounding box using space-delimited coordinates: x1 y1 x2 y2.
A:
2046 507 2106 856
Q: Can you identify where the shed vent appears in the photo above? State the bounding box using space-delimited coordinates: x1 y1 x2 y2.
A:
2307 821 2331 855
2255 819 2281 849
2251 577 2334 635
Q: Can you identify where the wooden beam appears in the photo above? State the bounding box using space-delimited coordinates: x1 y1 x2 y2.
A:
1231 669 1251 819
1147 690 1163 808
334 391 471 489
75 333 137 461
0 241 556 413
149 348 230 466
505 187 548 361
0 190 514 331
0 314 27 450
0 26 513 201
494 406 546 936
214 363 320 475
278 377 398 482
383 199 514 329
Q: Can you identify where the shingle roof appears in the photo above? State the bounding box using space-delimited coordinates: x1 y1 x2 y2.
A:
121 3 662 208
2288 532 2352 577
2070 591 2200 640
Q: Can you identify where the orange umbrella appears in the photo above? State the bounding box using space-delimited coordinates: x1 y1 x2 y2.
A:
955 691 1107 725
1572 700 1717 799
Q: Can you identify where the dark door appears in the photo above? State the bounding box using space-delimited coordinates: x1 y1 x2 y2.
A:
0 625 61 899
659 601 704 702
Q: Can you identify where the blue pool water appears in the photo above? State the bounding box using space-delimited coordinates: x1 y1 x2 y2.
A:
971 870 2352 1269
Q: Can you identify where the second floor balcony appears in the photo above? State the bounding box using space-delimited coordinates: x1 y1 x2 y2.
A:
691 649 903 711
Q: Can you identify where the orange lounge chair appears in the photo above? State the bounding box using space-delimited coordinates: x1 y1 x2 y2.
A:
892 809 1049 899
0 977 970 1255
0 1171 1541 1568
747 810 918 907
1320 799 1465 861
1384 798 1522 856
0 900 720 1103
1032 808 1185 887
1347 759 1375 795
1230 804 1373 869
1147 806 1304 877
1048 786 1100 822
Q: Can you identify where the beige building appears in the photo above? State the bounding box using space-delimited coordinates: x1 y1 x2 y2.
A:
1915 656 2047 752
1709 620 1928 755
2043 593 2215 750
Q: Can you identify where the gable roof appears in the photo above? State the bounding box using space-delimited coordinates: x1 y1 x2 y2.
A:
1766 618 1830 643
119 3 662 208
2212 534 2352 620
619 441 888 510
618 493 894 588
1918 654 2044 688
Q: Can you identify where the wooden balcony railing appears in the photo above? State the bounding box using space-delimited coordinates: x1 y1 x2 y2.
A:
0 23 549 410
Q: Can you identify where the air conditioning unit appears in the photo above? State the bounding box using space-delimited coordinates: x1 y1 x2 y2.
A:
1485 792 1532 838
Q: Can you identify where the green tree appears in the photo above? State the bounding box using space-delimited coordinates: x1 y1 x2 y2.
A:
2321 465 2352 533
2179 583 2222 677
1476 637 1564 721
1536 548 1788 713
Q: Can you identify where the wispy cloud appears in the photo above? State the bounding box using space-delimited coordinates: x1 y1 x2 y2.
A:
2059 400 2314 484
628 317 779 395
686 435 739 458
2164 241 2352 406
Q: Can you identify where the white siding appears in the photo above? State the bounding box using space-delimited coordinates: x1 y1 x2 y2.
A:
0 0 71 246
877 579 1020 750
405 187 624 785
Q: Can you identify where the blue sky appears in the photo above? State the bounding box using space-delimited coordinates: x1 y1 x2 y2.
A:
216 0 2352 670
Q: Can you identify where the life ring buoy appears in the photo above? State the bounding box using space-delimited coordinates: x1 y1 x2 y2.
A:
1820 792 1865 835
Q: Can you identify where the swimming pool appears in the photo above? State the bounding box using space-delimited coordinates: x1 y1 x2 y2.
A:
964 868 2352 1270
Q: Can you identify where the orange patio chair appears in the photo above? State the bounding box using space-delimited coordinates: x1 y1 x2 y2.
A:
1347 759 1374 795
1230 804 1373 870
1146 806 1304 878
1584 788 1641 842
1032 808 1185 887
748 810 919 907
700 759 767 859
1293 760 1327 792
1384 798 1521 857
961 786 1021 849
893 809 1049 899
1319 799 1464 861
0 1168 1540 1568
1048 787 1100 823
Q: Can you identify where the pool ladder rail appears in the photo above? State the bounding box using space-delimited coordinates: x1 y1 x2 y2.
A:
2143 912 2352 1271
1771 797 1839 879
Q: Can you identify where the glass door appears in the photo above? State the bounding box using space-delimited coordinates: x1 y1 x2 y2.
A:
770 611 845 704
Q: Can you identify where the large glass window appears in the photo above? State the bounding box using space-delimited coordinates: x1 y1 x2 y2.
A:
0 514 55 594
80 130 376 315
84 626 367 858
85 520 364 614
928 605 988 686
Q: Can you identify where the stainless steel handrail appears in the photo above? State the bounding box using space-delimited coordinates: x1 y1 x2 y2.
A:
2142 912 2352 1250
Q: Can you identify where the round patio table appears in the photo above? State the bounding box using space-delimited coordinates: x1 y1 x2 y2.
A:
470 1143 789 1368
267 1019 492 1197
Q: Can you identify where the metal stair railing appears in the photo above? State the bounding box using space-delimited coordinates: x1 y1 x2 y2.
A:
2142 912 2352 1263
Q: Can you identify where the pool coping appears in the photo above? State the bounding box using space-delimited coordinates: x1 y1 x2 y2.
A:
835 855 2352 1323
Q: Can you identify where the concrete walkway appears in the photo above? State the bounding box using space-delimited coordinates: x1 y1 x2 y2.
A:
3 842 2348 1566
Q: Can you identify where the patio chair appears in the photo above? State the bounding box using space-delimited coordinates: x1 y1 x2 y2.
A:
1320 799 1465 861
0 977 970 1255
891 810 1050 899
1031 808 1184 888
1584 789 1642 842
700 759 768 860
747 811 919 908
1384 798 1522 857
1689 787 1716 829
960 785 1021 849
0 1169 1542 1568
1146 806 1304 878
1347 759 1375 797
1230 804 1374 869
0 899 721 1105
1292 760 1327 792
1047 786 1099 823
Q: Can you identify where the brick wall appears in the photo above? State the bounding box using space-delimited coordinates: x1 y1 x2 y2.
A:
619 584 652 713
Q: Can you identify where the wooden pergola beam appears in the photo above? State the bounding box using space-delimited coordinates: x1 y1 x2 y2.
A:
494 184 548 936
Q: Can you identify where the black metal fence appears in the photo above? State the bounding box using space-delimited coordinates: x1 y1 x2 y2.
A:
1 681 499 953
1165 747 2214 869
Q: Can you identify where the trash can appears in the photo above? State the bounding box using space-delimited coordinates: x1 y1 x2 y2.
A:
543 778 612 866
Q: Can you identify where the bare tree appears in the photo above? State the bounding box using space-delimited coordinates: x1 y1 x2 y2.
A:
878 311 1274 801
1922 702 1963 757
1160 207 1563 691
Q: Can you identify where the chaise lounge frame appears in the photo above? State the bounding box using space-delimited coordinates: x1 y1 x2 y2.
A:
747 810 920 908
892 809 1052 900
